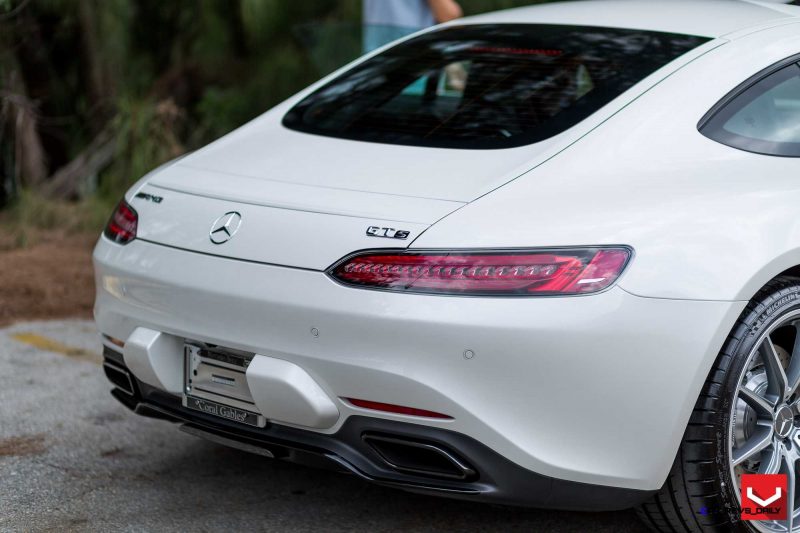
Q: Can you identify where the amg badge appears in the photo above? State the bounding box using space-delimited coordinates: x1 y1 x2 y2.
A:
366 226 410 240
134 191 164 203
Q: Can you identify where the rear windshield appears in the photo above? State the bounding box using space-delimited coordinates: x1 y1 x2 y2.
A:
282 24 709 149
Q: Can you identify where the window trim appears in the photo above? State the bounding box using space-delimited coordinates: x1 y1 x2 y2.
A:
698 53 800 158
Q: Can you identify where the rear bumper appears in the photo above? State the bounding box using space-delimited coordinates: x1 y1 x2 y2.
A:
103 346 654 510
94 236 746 492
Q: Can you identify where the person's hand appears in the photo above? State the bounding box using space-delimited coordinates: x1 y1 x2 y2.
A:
427 0 462 23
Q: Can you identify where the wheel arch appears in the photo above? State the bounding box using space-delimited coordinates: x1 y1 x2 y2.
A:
734 249 800 302
647 261 800 490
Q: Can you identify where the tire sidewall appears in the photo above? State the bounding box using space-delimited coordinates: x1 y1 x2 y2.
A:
716 287 800 531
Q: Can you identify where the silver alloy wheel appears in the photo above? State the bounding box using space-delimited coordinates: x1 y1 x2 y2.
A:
730 310 800 532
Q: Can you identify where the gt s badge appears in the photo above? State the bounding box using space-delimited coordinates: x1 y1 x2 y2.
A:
366 226 410 240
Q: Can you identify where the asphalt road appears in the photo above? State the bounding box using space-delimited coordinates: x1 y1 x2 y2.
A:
0 320 648 532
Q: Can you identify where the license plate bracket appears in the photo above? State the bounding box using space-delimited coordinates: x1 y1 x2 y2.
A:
183 343 266 428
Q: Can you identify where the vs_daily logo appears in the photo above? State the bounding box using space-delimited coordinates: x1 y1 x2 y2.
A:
741 474 788 521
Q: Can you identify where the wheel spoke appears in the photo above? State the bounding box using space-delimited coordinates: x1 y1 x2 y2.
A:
781 453 796 532
733 425 773 467
760 443 783 475
787 322 800 400
789 372 800 403
761 335 789 403
739 386 776 419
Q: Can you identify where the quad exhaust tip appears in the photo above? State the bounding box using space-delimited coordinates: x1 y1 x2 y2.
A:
362 433 477 481
103 360 135 397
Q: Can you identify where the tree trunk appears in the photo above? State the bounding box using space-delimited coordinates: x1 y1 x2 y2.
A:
1 68 48 189
78 0 114 133
41 125 116 200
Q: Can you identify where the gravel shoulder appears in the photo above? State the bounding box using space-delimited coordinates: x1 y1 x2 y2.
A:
0 234 96 327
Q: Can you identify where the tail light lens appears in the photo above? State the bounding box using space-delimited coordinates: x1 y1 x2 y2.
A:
329 247 631 296
104 200 138 244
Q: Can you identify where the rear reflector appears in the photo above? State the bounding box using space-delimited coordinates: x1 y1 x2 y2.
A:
346 398 452 419
104 199 138 245
329 247 631 296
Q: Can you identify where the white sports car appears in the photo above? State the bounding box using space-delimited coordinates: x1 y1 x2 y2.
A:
94 1 800 531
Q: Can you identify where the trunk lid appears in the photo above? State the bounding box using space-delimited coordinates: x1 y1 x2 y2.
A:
134 127 556 270
132 163 465 271
154 124 558 205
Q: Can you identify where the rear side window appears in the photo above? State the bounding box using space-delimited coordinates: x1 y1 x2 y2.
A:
700 63 800 157
282 24 709 149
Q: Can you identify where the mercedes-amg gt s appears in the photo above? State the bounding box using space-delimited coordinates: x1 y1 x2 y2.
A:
95 1 800 531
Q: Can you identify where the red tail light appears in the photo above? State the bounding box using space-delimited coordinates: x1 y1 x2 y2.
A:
104 200 138 244
329 247 631 296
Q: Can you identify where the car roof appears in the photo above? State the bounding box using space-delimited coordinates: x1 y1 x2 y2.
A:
460 0 800 38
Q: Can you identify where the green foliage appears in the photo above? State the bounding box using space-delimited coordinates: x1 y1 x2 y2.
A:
102 97 185 201
240 0 339 49
8 190 109 232
191 1 238 70
0 189 111 249
195 87 255 143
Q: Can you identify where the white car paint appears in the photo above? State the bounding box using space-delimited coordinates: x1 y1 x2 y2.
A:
94 0 800 492
466 0 794 37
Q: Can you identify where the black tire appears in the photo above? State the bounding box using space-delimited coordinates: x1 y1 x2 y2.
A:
638 276 800 533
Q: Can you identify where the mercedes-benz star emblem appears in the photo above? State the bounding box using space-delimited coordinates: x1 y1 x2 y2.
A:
209 211 242 244
775 405 795 438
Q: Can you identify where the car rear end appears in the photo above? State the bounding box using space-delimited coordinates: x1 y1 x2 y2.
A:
94 19 735 508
